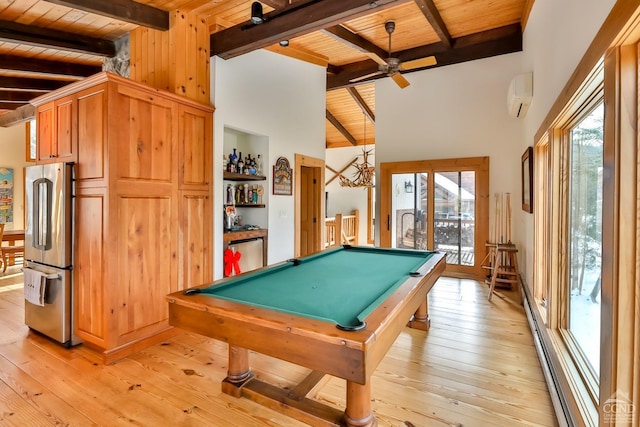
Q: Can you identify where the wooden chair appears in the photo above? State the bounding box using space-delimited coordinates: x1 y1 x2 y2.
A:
1 225 25 273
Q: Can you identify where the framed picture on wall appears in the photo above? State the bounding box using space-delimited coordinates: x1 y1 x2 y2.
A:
273 156 292 195
521 146 533 213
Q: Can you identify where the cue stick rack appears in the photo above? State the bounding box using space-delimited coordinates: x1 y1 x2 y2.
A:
482 193 522 301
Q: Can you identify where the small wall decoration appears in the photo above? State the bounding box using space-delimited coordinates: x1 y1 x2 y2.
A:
521 146 533 213
0 167 14 224
273 156 292 195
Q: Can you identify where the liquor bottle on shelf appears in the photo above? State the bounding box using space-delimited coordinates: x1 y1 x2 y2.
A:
256 154 263 175
237 155 244 174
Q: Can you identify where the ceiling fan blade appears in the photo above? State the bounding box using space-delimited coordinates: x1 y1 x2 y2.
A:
349 71 384 83
366 52 387 66
399 56 437 71
390 72 410 89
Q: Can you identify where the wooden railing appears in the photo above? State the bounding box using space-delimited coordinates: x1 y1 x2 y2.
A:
325 210 359 248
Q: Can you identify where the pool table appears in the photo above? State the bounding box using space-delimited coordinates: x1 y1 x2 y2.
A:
167 245 445 427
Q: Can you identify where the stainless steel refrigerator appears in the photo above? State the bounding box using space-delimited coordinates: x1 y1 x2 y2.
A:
24 162 80 347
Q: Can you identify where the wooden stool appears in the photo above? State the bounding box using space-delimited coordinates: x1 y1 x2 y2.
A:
487 243 522 302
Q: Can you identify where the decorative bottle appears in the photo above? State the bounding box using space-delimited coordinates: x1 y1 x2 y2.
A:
256 154 263 176
226 184 234 205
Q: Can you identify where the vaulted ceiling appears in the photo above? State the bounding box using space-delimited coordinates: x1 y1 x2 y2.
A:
0 0 533 147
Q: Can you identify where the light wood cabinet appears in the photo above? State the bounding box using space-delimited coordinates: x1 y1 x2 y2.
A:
35 97 77 163
31 72 214 362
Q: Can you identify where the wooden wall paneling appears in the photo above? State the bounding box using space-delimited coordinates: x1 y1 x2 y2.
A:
74 189 107 347
76 84 107 182
130 10 210 104
115 85 174 182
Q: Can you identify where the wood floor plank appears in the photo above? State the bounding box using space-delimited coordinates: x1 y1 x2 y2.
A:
0 275 558 426
0 355 95 426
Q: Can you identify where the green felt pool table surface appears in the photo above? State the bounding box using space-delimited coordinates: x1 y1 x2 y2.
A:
191 245 437 328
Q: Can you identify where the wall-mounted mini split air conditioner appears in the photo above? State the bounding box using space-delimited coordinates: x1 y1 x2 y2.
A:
507 72 533 118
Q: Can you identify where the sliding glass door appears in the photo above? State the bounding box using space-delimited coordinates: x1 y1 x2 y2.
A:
380 157 489 277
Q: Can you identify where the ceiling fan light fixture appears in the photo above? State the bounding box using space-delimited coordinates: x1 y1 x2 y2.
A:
251 2 264 25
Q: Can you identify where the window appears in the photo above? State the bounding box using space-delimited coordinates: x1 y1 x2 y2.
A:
566 102 603 377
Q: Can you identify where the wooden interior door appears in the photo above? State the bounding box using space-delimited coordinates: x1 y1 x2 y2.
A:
295 154 325 258
299 166 315 257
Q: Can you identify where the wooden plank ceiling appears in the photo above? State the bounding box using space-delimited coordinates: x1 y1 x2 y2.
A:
0 0 533 147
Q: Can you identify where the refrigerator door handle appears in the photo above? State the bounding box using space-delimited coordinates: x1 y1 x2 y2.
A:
33 178 51 250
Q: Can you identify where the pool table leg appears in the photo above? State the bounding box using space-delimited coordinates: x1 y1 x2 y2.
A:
344 380 377 427
221 345 254 398
406 298 430 331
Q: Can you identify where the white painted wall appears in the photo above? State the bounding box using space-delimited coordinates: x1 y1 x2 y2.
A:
325 145 370 245
375 52 524 248
0 123 30 230
212 49 326 278
518 0 617 284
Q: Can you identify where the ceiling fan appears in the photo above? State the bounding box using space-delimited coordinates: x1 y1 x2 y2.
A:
351 21 437 89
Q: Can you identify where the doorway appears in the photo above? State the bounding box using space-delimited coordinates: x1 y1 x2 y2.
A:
380 157 489 278
295 154 325 257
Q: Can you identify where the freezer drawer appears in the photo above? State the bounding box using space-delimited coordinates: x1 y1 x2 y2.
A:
23 262 78 346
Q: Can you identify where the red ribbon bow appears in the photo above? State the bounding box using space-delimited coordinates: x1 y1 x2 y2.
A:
224 248 242 276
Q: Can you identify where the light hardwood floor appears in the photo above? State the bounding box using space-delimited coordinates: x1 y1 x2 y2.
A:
0 266 558 426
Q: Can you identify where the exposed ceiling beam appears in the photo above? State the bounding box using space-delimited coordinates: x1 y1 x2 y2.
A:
321 25 388 61
0 104 35 127
0 101 29 109
260 0 288 8
346 87 375 124
47 0 169 31
326 110 356 146
414 0 452 48
211 0 411 59
0 54 102 78
0 20 115 56
325 158 357 185
0 76 69 91
327 24 522 90
0 91 43 102
44 0 169 31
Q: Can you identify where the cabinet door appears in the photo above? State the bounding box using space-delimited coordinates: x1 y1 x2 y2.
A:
36 102 55 163
178 104 212 190
74 188 107 347
115 193 176 341
77 85 107 182
178 190 212 290
115 85 174 183
55 97 76 160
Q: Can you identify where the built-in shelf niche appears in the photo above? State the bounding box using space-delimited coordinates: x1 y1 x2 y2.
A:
223 126 269 229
